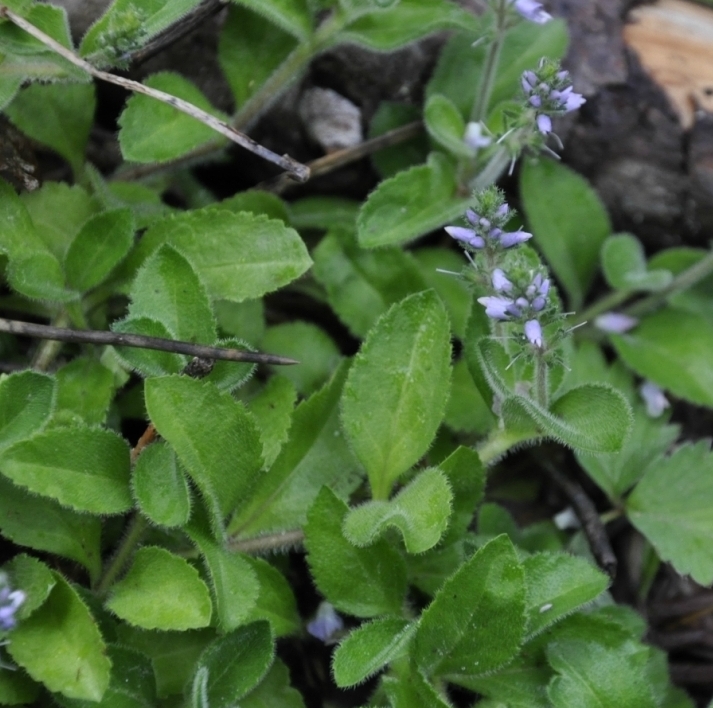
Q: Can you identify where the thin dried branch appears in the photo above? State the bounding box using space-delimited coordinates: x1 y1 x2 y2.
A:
0 4 310 182
0 317 298 366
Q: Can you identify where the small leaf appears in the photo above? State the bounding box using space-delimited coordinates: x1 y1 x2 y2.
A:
230 362 361 539
424 93 472 158
261 321 341 396
0 666 40 705
521 158 611 309
627 441 713 585
238 658 305 708
5 83 95 175
438 445 485 541
6 554 56 620
202 338 256 394
247 375 296 469
313 230 429 338
382 669 452 708
145 376 264 535
132 441 191 528
228 0 312 40
191 621 274 708
112 316 185 377
601 233 672 293
289 196 360 232
130 208 311 302
414 535 526 679
218 5 297 109
0 426 132 514
187 517 260 633
0 370 55 451
333 618 416 688
106 546 212 630
445 358 495 434
368 102 429 178
123 243 216 344
64 208 135 292
119 72 225 163
611 307 713 408
54 357 114 427
304 487 407 618
357 152 470 248
218 190 290 222
343 468 453 553
338 0 478 50
522 553 609 639
547 639 657 708
462 657 550 708
341 291 451 498
0 476 101 582
8 572 110 702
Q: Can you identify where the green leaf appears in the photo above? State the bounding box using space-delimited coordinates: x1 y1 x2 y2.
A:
238 658 305 708
439 446 485 539
214 298 265 343
444 358 495 434
357 152 470 248
0 476 101 581
124 243 216 344
64 208 135 292
424 93 472 158
611 307 713 407
547 639 657 708
132 441 191 528
333 618 416 688
228 0 312 40
0 425 131 514
368 102 429 178
5 83 94 176
601 233 672 292
8 572 110 702
627 441 713 585
520 158 611 309
576 407 679 501
341 291 451 498
313 229 429 338
230 361 362 539
0 666 40 705
382 669 452 708
54 357 115 427
247 375 296 468
304 487 408 618
202 337 256 394
191 622 274 708
218 5 297 109
343 468 452 553
145 376 264 534
112 316 185 377
241 557 300 637
522 553 609 639
106 546 212 630
261 321 341 396
289 196 360 232
414 535 526 679
129 208 311 302
218 190 290 222
6 554 56 620
0 370 55 451
337 0 478 50
187 518 260 633
462 658 550 708
119 72 225 163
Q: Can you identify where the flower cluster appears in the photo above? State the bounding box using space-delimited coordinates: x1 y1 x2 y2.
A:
0 572 25 631
445 195 531 253
510 0 552 24
446 188 551 350
521 59 586 135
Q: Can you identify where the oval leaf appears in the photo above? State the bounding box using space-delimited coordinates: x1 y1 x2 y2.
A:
0 370 55 452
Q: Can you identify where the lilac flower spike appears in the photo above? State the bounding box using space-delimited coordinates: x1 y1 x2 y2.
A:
512 0 552 23
594 312 639 334
0 572 25 631
524 319 543 347
639 381 670 418
307 601 343 642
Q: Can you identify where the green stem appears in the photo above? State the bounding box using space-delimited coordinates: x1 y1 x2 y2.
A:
477 425 538 466
469 146 510 192
470 0 508 123
31 310 69 371
534 352 548 407
95 514 148 596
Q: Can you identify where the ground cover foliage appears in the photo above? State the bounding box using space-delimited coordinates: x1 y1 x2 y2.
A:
0 0 711 706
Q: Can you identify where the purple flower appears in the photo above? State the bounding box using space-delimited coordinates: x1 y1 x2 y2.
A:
526 273 550 311
464 121 492 149
307 602 343 642
594 312 639 334
492 268 514 292
639 381 670 418
477 296 520 320
499 229 533 248
536 114 552 135
445 226 485 249
0 573 25 631
524 319 543 347
512 0 552 23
